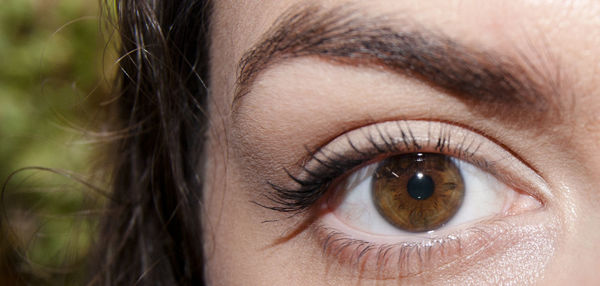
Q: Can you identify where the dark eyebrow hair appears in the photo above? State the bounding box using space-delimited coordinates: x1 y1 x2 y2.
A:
233 5 562 123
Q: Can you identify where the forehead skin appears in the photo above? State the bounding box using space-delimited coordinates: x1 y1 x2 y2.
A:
205 1 600 285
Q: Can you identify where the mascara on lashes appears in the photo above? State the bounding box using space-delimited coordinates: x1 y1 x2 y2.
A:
262 120 489 214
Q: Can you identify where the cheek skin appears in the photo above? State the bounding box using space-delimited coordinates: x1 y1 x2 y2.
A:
535 174 600 284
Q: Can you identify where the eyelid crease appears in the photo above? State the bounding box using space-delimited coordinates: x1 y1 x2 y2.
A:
262 120 552 214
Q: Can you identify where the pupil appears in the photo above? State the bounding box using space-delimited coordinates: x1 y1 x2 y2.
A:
406 173 435 200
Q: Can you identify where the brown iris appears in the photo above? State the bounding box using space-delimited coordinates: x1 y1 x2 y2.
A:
372 153 465 232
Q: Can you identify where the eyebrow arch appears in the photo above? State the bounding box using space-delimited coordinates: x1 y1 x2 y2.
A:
233 5 562 123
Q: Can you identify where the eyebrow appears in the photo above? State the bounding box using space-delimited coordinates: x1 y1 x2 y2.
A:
233 5 562 123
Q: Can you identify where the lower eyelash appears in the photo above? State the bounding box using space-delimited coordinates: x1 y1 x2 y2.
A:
312 218 509 279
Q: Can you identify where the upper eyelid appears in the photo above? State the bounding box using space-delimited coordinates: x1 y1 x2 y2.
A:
338 120 550 194
309 120 485 170
265 120 553 214
310 119 534 175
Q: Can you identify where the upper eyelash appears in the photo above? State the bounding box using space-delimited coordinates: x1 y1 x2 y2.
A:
261 149 366 213
260 121 487 214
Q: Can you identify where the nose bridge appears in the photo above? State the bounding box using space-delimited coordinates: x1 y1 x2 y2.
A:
538 176 600 285
563 206 600 284
579 103 600 193
560 101 600 279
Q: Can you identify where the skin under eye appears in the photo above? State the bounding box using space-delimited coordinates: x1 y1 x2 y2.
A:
266 120 553 279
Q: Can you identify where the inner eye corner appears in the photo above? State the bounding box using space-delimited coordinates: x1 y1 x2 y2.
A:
485 165 549 207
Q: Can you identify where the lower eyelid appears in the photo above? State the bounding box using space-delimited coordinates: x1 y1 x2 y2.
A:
313 218 499 278
312 210 556 280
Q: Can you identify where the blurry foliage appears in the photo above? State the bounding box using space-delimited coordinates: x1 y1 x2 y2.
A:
0 0 115 284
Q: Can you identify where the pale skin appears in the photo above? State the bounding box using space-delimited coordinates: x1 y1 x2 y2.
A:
202 1 600 285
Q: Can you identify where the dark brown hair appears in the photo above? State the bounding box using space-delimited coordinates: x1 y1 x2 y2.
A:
92 1 211 284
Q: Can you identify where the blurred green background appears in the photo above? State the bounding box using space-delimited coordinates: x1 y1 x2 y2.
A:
0 0 113 284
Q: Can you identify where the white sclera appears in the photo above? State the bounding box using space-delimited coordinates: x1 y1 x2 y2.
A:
333 158 510 237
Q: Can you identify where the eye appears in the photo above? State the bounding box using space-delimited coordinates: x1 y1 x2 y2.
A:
330 152 536 236
264 120 549 278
